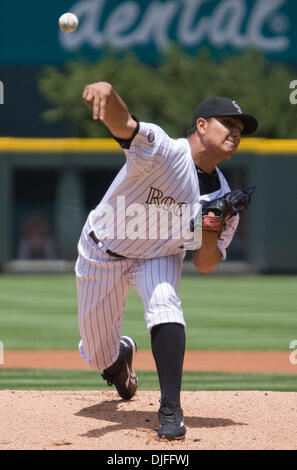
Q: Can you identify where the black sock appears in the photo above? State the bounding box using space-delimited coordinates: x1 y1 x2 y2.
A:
103 346 122 376
151 322 185 407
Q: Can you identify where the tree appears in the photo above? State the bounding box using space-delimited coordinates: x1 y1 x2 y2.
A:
38 48 297 138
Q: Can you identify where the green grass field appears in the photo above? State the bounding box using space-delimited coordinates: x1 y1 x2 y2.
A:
0 274 296 390
0 274 296 350
1 369 296 392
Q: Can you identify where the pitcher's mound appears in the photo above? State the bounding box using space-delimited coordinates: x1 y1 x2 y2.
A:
1 390 296 450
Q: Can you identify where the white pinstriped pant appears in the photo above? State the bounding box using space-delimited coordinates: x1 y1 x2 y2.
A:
75 229 186 371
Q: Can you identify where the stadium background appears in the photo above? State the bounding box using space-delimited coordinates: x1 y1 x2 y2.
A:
0 0 296 273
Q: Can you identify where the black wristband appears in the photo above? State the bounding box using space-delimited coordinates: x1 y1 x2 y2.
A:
112 115 140 150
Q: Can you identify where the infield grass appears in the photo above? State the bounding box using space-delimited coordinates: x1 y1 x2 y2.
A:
0 274 296 351
0 369 296 392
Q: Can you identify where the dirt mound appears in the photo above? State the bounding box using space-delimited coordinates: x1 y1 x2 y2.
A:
1 390 296 450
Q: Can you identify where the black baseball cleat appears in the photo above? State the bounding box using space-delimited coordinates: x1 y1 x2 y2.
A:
157 397 186 440
101 336 138 400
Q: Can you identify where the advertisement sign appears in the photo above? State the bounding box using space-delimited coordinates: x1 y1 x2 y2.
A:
1 0 296 64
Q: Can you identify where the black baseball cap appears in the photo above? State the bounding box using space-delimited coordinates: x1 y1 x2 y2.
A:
191 97 258 135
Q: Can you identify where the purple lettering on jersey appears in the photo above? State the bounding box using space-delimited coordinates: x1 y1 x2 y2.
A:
147 129 155 143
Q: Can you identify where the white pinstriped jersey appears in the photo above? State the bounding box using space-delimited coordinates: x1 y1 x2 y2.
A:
76 121 239 371
87 122 238 260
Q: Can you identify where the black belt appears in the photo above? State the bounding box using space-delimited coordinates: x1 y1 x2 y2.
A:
89 231 125 259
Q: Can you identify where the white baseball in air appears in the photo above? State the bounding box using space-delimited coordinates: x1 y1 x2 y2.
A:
58 13 79 33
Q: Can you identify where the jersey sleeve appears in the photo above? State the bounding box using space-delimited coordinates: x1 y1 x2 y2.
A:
122 122 175 169
217 214 239 261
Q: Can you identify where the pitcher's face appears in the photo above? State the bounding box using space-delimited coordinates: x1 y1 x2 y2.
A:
207 116 243 158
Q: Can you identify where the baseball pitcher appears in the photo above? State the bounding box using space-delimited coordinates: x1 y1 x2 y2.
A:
76 82 258 440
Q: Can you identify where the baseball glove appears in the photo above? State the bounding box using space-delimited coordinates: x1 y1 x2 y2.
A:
190 186 256 236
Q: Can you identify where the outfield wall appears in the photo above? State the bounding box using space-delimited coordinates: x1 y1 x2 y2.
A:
0 138 296 273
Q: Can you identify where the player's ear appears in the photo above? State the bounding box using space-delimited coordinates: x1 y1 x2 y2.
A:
196 118 208 135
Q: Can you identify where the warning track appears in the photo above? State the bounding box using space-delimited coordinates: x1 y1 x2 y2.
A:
2 350 296 373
